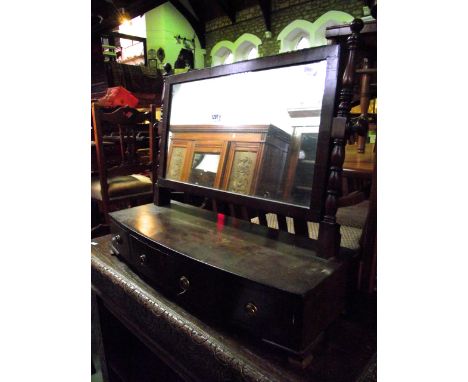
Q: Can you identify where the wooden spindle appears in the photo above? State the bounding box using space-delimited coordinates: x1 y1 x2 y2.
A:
318 18 364 259
154 81 171 206
356 57 371 153
277 214 289 232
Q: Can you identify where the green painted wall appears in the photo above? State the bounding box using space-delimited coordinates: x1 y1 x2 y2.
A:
145 2 205 69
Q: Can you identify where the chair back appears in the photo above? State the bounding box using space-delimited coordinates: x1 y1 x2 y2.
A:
92 103 155 215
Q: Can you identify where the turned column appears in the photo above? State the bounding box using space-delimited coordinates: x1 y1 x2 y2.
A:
318 18 364 259
356 57 372 153
154 81 171 206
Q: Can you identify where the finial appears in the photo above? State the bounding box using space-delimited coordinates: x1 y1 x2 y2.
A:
350 18 364 34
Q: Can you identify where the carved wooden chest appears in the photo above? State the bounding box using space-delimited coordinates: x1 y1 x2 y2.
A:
166 124 290 200
109 202 349 356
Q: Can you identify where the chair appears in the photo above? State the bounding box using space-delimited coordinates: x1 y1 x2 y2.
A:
91 103 156 226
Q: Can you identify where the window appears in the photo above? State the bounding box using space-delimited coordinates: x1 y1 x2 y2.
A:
211 42 235 66
246 46 258 60
212 35 261 66
223 51 234 64
277 13 353 53
235 42 257 62
233 34 262 62
116 15 146 65
295 36 310 50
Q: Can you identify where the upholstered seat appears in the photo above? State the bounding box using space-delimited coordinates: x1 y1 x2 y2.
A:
91 174 152 201
336 200 369 229
250 200 369 250
91 104 156 225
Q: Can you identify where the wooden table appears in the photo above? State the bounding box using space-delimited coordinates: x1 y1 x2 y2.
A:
92 235 376 382
343 143 375 179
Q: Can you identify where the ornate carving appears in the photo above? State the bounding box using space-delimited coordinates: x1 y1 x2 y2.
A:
167 147 186 180
228 151 257 194
92 240 289 382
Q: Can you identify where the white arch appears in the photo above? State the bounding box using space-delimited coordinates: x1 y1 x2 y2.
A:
210 40 235 66
233 33 262 62
277 19 315 53
277 11 353 53
310 11 354 47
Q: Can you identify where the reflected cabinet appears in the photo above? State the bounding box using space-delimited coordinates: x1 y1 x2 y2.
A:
166 124 290 199
283 126 319 205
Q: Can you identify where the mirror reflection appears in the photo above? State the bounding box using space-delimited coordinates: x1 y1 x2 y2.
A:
188 153 220 188
166 60 328 206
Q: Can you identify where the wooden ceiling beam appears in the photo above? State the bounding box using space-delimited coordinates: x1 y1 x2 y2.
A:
215 0 236 24
257 0 271 31
170 0 206 48
92 0 166 35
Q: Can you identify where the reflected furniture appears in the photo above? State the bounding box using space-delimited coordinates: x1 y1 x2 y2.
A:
91 103 156 224
167 124 290 199
282 126 319 205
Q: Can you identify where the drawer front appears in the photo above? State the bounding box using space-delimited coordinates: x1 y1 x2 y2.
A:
109 221 131 261
129 234 173 291
127 233 302 350
227 284 300 348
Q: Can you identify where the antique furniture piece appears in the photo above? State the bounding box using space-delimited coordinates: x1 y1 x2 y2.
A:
91 104 156 224
158 45 340 216
92 235 376 382
326 19 377 294
166 124 290 199
282 125 319 205
109 202 349 359
103 19 369 368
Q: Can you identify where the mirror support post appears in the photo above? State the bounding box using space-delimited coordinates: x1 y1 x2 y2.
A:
318 18 363 259
154 85 172 207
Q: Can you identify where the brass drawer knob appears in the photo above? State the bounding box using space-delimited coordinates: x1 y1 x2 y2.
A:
178 276 190 295
112 234 122 245
244 302 258 317
139 254 147 265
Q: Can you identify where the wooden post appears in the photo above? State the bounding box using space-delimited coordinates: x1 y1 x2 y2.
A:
318 18 364 259
357 58 371 153
154 81 171 206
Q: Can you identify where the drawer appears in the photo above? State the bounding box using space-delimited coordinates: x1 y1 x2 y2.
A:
129 235 174 292
109 222 131 261
129 233 300 348
107 203 349 355
222 280 300 349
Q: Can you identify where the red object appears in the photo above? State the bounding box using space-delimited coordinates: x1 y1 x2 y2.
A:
98 86 139 108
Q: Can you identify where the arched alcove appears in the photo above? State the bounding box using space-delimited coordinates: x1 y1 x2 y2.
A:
210 40 235 66
277 12 354 53
309 11 353 47
233 33 262 62
277 20 315 53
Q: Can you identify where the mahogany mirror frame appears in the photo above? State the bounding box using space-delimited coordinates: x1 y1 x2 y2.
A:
155 44 341 222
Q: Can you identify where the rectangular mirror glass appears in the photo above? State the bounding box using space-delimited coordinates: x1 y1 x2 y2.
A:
165 59 328 207
188 153 220 188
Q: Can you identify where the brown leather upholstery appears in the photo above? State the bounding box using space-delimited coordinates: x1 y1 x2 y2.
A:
91 175 152 201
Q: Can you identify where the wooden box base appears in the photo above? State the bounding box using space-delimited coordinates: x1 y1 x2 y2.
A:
109 202 350 355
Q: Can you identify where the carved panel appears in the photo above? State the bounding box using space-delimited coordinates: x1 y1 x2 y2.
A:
91 238 289 382
167 147 186 181
227 151 257 194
